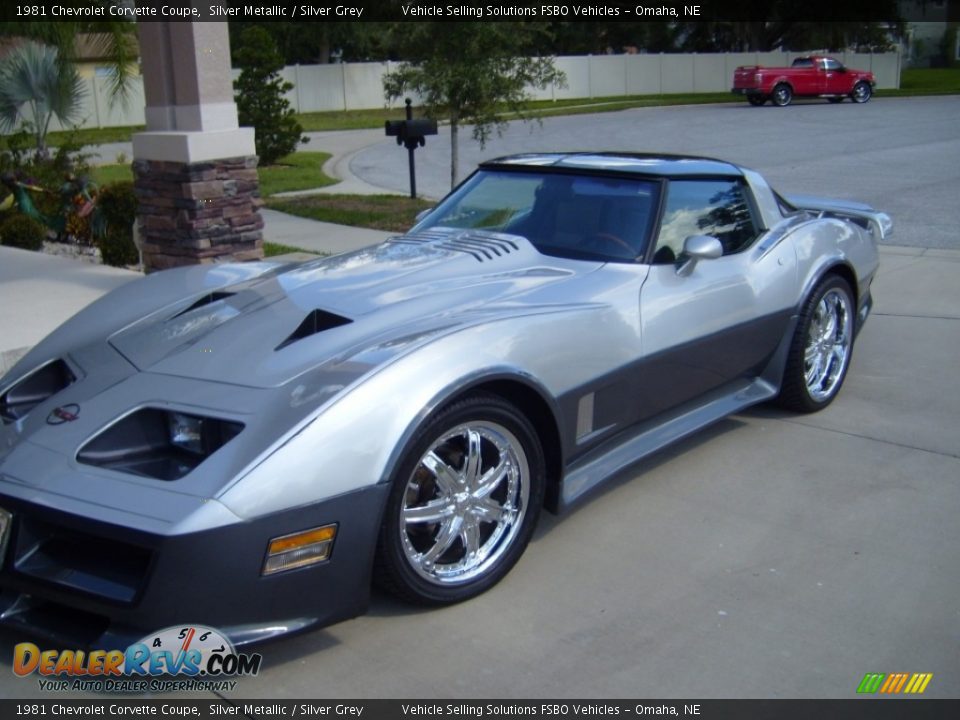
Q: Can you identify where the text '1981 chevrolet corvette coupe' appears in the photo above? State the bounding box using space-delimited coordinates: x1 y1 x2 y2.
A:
0 154 889 647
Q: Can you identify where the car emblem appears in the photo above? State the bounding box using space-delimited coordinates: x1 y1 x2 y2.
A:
47 404 80 425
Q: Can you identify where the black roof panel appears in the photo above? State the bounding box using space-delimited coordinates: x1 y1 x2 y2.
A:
481 153 744 178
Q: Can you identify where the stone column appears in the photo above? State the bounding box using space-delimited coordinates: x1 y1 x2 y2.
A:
132 21 263 271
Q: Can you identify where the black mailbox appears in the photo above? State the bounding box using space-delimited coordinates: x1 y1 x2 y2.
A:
385 118 438 148
385 99 438 198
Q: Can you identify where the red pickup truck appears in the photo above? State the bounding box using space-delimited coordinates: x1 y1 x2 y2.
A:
732 56 876 107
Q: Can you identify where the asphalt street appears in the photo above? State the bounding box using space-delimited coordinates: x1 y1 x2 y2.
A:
2 97 958 701
351 95 960 250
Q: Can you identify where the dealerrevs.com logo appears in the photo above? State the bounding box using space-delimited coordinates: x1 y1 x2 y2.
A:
14 625 262 693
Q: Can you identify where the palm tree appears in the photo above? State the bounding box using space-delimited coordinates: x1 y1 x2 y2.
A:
0 41 86 156
0 3 137 103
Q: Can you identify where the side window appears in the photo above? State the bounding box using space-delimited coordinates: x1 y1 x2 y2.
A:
652 179 759 264
823 58 843 71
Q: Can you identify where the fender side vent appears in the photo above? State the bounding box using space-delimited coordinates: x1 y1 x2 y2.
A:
169 291 235 320
276 309 352 351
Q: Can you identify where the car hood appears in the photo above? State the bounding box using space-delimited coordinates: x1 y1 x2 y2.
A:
108 229 600 388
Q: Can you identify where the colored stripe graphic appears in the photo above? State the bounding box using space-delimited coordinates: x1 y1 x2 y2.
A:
880 673 909 693
857 673 885 693
904 673 933 694
859 672 933 694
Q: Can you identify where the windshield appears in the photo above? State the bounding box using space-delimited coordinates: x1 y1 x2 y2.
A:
411 169 660 262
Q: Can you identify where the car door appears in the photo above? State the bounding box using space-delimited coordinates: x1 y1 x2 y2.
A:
636 177 797 421
821 58 846 94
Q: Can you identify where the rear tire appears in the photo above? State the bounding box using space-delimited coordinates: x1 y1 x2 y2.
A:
771 84 793 107
778 275 856 413
374 394 545 605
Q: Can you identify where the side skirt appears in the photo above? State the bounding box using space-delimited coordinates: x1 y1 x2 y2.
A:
559 376 777 510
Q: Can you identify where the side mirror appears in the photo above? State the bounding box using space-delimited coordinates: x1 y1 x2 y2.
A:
414 207 434 224
676 235 722 276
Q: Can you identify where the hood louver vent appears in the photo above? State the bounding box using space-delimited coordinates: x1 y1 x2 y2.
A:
275 309 352 351
169 291 235 320
389 231 519 262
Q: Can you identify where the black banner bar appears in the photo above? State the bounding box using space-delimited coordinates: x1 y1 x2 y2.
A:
1 0 947 24
2 700 960 720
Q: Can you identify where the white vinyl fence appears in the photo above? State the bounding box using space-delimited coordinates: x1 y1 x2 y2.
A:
45 51 902 131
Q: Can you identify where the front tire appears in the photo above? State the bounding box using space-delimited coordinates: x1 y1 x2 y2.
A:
778 275 856 413
771 83 793 107
851 82 872 103
375 394 545 605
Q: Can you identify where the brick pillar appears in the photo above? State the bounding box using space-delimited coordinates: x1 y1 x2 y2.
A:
132 21 263 272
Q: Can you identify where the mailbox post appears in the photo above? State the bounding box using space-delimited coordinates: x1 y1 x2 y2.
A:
385 99 438 199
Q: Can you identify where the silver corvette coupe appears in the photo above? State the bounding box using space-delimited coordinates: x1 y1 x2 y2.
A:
0 154 888 646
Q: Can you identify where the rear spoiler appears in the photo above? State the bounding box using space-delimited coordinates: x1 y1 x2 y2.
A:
785 193 893 240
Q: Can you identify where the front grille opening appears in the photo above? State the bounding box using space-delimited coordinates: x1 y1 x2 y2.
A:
0 359 75 424
0 590 110 646
15 523 151 604
77 408 244 481
275 309 352 351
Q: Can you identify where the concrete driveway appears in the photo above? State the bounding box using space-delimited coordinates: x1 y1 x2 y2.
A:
2 98 959 701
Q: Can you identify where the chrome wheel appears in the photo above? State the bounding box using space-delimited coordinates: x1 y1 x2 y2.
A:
778 275 856 413
772 84 793 107
803 289 852 402
851 82 872 103
400 421 529 585
376 394 544 604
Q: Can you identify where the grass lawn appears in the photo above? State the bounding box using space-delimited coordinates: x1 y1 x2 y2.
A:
90 163 133 185
89 152 335 197
891 67 960 95
257 152 335 195
263 241 324 258
267 194 432 233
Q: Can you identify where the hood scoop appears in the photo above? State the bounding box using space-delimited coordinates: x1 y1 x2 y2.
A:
388 230 520 262
169 291 236 320
275 309 353 351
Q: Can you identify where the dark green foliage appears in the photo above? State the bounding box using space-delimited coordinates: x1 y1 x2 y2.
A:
0 213 46 250
383 23 565 187
95 181 139 267
233 26 307 166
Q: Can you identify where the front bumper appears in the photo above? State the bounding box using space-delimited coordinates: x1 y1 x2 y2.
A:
0 483 389 648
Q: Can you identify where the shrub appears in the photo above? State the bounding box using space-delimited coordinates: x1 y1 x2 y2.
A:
233 26 307 166
95 181 139 267
0 213 47 251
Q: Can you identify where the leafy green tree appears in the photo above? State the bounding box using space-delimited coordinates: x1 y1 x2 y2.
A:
229 21 393 64
383 23 565 188
0 41 86 156
233 26 307 166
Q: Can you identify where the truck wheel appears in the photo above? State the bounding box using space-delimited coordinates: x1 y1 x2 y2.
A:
771 84 793 107
747 96 766 107
851 82 872 103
